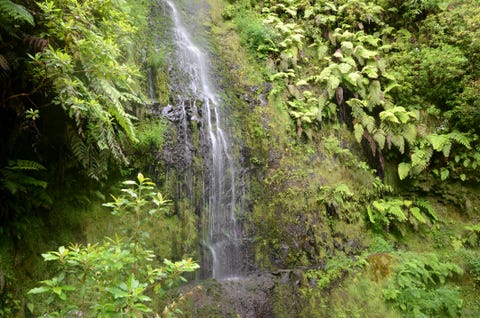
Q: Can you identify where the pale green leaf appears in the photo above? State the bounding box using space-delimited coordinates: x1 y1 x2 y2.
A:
440 168 449 180
354 123 364 143
28 286 50 294
398 162 411 180
374 131 386 149
344 72 361 87
409 207 426 223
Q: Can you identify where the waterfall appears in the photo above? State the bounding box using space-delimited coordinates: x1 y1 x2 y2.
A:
162 0 247 280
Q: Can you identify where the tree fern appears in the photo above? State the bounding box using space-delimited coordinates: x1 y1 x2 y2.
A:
0 0 34 27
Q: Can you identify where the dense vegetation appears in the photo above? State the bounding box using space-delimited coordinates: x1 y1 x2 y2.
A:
212 0 480 316
0 0 195 316
1 0 480 317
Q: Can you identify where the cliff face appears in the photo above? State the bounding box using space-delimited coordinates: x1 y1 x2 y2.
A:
169 0 480 316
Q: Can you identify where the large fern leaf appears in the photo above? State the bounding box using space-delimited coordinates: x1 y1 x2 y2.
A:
448 131 472 149
415 199 438 222
0 0 34 26
7 159 46 171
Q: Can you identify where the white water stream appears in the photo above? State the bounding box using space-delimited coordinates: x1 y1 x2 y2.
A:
164 0 245 280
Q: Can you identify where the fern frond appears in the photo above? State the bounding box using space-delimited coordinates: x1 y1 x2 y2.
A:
7 160 46 171
0 0 34 26
0 54 9 71
411 147 432 173
402 124 417 145
427 134 450 152
23 34 48 51
409 207 426 224
415 199 438 222
70 133 90 168
448 131 472 149
388 203 407 222
0 165 47 195
95 78 137 142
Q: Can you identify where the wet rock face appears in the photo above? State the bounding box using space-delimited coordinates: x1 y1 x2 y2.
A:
221 274 276 318
176 274 277 318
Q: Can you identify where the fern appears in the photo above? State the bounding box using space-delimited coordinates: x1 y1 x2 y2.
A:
367 197 437 233
411 147 433 173
398 162 411 180
409 207 426 224
0 160 48 195
427 133 450 152
0 53 9 71
447 130 472 149
383 252 463 317
415 199 438 222
0 0 34 26
7 159 46 171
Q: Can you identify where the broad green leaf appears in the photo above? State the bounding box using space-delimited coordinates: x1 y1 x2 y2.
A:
338 63 352 74
42 253 59 261
403 124 417 144
28 286 50 294
398 162 411 180
345 72 361 87
368 80 382 105
354 45 378 59
362 64 378 78
440 168 449 180
374 131 386 149
341 41 354 52
354 123 364 143
106 287 129 299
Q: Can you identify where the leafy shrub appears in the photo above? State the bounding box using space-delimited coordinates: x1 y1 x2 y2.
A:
27 174 199 317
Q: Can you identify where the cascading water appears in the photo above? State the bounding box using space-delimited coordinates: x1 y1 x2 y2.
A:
162 0 248 280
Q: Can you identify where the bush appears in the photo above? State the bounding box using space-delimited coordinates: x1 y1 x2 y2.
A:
27 173 199 317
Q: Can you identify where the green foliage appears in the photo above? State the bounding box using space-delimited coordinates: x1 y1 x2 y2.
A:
366 197 437 235
305 255 365 290
463 224 480 248
233 10 277 58
464 251 480 287
27 0 144 179
383 252 463 317
0 0 34 29
0 160 52 239
28 174 199 317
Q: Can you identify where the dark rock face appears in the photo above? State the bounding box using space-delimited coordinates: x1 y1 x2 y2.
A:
221 274 276 318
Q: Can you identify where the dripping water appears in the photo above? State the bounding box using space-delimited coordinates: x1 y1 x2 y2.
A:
162 0 248 280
